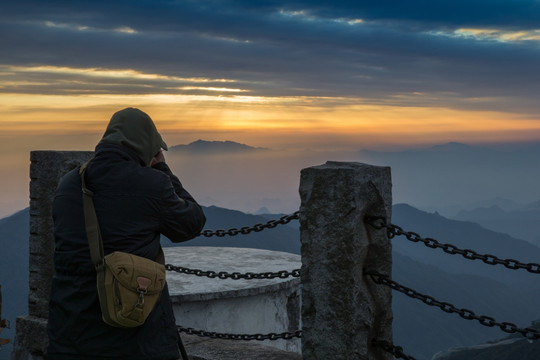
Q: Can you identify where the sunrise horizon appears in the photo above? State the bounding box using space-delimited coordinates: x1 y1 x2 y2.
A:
2 0 540 218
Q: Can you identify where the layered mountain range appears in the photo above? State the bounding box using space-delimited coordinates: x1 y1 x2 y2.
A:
1 203 539 359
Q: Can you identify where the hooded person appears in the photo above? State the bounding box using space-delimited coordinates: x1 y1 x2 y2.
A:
100 107 168 166
46 108 206 360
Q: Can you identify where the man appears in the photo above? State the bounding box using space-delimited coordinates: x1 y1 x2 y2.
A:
46 108 206 359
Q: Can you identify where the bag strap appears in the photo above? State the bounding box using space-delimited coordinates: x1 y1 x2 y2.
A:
79 159 166 267
79 160 105 268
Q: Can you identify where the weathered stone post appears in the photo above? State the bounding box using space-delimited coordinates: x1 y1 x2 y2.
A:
12 151 93 360
299 161 393 360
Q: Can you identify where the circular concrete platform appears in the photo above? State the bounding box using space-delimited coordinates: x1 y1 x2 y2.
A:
163 246 302 354
164 246 301 302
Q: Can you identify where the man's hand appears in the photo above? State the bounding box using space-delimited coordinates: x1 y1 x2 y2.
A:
150 151 166 167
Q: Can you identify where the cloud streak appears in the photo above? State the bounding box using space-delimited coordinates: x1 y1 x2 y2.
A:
1 0 540 114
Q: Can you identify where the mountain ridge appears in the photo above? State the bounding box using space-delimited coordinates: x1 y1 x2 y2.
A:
359 142 540 216
169 139 268 154
392 203 540 286
2 204 540 359
453 199 540 246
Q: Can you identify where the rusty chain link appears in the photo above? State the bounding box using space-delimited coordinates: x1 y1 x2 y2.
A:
366 216 540 274
178 326 302 341
372 339 416 360
365 270 540 340
165 264 301 280
198 211 299 237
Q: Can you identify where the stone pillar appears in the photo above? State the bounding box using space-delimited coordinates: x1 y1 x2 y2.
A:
299 161 393 360
12 151 93 360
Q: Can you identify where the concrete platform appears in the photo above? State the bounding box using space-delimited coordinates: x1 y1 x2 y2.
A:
182 333 303 360
164 247 302 355
165 246 301 301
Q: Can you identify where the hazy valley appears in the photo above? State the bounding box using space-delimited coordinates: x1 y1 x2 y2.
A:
2 202 540 359
2 140 540 359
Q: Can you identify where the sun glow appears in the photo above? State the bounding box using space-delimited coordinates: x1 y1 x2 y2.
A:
1 64 539 149
2 91 539 148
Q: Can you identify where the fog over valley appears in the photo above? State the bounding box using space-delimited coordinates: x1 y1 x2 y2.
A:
3 139 540 219
140 140 540 219
3 139 540 359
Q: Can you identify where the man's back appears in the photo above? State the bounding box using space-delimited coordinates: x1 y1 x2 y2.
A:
46 109 206 360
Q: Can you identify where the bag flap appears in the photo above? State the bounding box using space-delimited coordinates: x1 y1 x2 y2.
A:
105 252 165 293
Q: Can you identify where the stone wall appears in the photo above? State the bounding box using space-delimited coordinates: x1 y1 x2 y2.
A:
13 151 93 360
299 161 393 360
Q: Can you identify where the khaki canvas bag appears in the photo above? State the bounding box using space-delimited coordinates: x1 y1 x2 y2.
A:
79 161 166 328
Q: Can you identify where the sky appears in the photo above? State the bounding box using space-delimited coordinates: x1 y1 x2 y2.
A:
1 0 540 216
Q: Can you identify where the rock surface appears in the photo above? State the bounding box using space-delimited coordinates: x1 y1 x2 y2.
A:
299 161 393 360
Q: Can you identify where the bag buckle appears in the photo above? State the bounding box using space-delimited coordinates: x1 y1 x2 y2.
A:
136 277 152 307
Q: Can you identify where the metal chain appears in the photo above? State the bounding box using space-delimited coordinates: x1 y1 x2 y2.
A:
178 326 302 341
166 212 301 279
198 211 299 237
365 270 540 340
372 339 416 360
366 216 540 274
165 264 301 280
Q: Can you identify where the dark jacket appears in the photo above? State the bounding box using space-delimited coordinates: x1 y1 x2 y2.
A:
46 143 206 360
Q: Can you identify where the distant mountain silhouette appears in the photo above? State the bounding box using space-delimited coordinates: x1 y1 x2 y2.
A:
432 321 540 360
169 140 267 154
361 142 476 156
454 200 540 246
455 197 522 212
360 142 540 217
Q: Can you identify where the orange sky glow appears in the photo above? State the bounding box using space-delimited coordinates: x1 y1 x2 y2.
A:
2 91 540 152
2 1 540 217
2 61 540 151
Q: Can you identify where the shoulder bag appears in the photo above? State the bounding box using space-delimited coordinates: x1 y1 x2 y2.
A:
79 160 166 328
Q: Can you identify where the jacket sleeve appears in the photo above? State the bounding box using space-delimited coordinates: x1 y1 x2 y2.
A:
152 162 206 242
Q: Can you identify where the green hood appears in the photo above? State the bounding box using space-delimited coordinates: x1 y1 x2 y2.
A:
99 108 168 166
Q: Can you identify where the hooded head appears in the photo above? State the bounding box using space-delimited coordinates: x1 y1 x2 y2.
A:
99 107 168 166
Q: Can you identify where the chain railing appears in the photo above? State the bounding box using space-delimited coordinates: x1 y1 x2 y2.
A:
178 325 413 360
166 211 301 280
372 339 416 360
198 211 299 237
165 212 301 279
364 215 540 357
170 212 540 355
178 326 302 341
170 212 410 358
168 212 418 357
165 264 301 280
365 270 540 340
366 216 540 274
172 212 303 343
